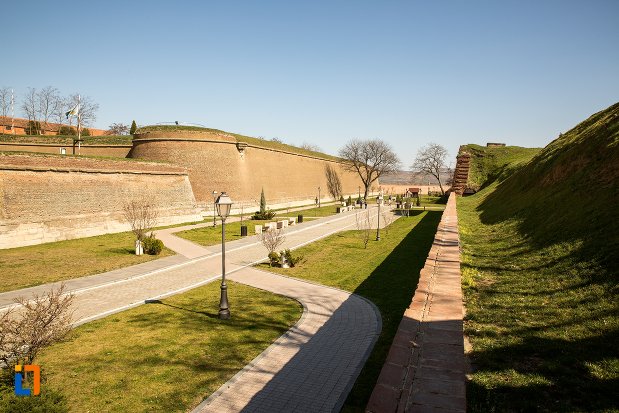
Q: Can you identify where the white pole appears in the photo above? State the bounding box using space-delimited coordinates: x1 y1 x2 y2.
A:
77 94 81 155
10 89 14 135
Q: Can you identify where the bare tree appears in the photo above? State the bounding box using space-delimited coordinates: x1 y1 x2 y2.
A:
300 142 322 152
0 87 11 119
52 95 71 127
67 93 99 127
339 139 400 200
21 87 38 123
0 284 74 368
122 197 159 243
107 123 130 135
261 228 285 255
37 86 60 126
325 164 342 201
355 209 372 249
412 143 449 195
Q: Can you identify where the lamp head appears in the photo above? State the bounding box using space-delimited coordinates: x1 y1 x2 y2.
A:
215 192 233 219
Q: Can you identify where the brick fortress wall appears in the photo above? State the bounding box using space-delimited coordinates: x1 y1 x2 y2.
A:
0 154 201 248
129 130 367 212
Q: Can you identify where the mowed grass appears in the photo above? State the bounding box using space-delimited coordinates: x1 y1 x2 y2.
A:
175 205 341 247
458 188 619 412
37 281 302 412
257 211 442 411
0 232 174 293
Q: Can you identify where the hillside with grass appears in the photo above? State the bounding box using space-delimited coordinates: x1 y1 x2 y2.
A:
458 102 619 411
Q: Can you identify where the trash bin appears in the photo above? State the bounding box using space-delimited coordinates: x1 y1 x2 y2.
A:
298 214 304 223
240 225 248 237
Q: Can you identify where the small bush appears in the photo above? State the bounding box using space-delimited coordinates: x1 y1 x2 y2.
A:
57 126 77 136
268 251 280 267
25 121 42 135
81 128 91 137
281 249 303 267
347 196 353 206
142 235 164 255
252 209 275 220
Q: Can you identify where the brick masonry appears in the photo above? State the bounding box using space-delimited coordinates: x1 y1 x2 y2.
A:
366 193 465 413
0 154 202 248
129 130 366 205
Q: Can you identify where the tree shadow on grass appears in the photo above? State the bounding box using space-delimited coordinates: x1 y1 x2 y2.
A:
468 329 619 412
344 211 443 411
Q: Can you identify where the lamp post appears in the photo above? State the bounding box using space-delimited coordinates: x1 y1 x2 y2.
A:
215 192 232 319
318 186 321 208
376 193 383 241
212 191 218 227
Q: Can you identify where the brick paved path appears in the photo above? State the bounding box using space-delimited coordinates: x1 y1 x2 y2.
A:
193 268 381 413
367 193 466 413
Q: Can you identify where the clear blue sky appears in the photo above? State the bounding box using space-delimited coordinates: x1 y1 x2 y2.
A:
4 0 618 166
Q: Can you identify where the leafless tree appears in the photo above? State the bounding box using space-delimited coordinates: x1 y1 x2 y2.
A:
67 93 99 127
21 87 38 123
122 197 159 242
37 86 60 126
325 164 342 201
412 143 449 195
381 209 394 236
339 139 400 200
355 209 372 249
300 142 322 152
0 284 74 368
52 95 71 127
261 228 285 255
0 87 11 119
107 123 130 135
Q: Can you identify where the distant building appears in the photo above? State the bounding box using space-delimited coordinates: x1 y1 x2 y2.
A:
0 116 106 136
406 187 420 198
486 142 506 147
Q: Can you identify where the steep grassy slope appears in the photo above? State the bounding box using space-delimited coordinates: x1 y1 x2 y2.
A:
458 103 619 411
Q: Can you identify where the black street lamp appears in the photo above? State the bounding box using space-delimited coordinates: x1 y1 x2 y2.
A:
318 186 321 208
215 192 233 319
376 193 384 241
212 190 218 227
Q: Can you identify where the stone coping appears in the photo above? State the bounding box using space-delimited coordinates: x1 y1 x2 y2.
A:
366 193 465 413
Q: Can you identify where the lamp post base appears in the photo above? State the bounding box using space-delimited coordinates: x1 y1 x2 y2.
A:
218 283 230 320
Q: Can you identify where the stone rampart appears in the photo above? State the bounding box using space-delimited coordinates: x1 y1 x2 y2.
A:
0 154 201 249
129 130 368 210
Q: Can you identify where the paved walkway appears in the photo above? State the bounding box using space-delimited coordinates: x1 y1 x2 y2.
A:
367 193 466 413
1 206 387 412
194 268 381 413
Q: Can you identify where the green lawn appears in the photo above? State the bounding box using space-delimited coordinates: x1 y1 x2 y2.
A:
0 232 174 293
175 220 269 247
256 211 442 411
32 281 301 412
459 187 619 412
276 204 340 218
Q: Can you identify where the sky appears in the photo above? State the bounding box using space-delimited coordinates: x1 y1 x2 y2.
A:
3 0 618 167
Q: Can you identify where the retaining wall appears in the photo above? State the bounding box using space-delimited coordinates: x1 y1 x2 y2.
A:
0 154 201 249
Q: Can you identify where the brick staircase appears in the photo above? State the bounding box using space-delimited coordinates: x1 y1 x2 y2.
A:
451 148 471 195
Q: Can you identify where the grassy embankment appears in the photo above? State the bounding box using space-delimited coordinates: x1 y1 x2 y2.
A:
10 281 301 412
0 134 133 145
256 210 443 411
459 102 619 412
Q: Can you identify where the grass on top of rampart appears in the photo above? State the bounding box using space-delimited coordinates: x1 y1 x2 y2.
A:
135 124 341 161
0 134 132 145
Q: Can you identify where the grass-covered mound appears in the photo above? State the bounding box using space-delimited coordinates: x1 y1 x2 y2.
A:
135 124 340 161
458 102 619 411
0 134 132 145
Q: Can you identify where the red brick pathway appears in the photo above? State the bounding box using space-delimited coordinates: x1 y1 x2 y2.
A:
367 193 465 412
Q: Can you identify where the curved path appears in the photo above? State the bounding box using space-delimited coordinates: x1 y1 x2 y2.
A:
194 268 381 413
